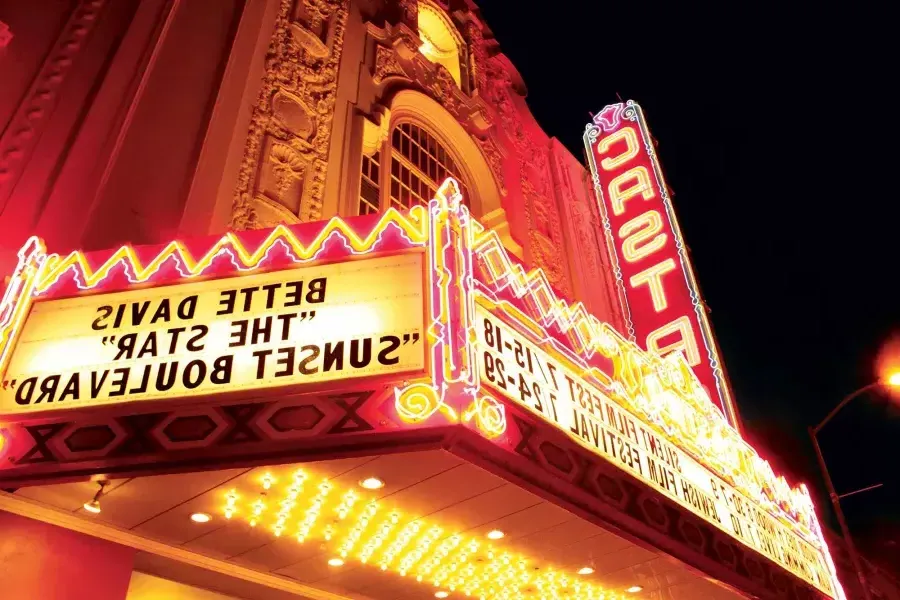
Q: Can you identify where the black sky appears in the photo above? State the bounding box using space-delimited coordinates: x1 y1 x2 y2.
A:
475 1 900 559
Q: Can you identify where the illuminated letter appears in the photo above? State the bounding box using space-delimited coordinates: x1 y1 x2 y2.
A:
619 210 667 262
609 166 654 215
629 258 677 312
646 316 701 366
598 127 639 171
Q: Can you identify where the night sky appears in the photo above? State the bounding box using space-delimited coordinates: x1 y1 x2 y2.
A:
476 1 900 564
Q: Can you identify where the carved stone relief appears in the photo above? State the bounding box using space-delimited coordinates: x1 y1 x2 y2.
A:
475 135 506 196
553 149 601 285
481 53 571 295
397 0 418 30
522 176 570 296
0 1 108 209
462 19 486 97
231 0 349 230
373 44 407 84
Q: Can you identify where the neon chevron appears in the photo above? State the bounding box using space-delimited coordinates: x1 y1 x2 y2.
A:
469 220 831 553
34 206 429 295
473 227 634 364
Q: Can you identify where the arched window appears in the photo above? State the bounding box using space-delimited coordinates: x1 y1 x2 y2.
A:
358 121 471 215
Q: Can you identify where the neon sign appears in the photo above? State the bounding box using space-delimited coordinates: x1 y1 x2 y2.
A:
0 179 843 599
584 100 741 429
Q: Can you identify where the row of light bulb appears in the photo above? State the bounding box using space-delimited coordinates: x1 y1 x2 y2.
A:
217 469 644 599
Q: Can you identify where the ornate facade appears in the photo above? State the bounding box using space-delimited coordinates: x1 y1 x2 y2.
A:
0 0 624 330
2 2 873 600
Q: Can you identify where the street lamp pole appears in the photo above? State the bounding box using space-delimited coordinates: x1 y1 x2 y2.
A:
809 382 881 600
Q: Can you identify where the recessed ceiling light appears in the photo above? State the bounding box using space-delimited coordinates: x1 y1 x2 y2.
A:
578 566 595 575
82 480 107 514
434 592 450 599
486 529 505 540
327 557 344 567
190 512 211 523
626 585 643 593
359 477 385 490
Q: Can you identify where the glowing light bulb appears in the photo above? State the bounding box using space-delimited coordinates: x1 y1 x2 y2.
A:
888 371 900 387
486 530 504 540
577 566 594 575
360 477 385 490
627 585 643 593
190 512 211 523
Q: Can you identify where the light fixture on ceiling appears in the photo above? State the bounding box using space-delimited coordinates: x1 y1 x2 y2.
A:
486 529 505 540
190 512 211 523
327 557 344 567
359 477 385 490
578 566 595 575
434 592 450 599
626 585 643 593
82 480 107 514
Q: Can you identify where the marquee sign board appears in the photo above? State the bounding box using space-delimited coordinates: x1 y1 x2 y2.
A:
474 302 834 594
1 253 425 414
0 180 844 599
584 101 741 429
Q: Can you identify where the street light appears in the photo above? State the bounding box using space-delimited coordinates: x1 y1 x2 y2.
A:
809 372 900 600
889 371 900 387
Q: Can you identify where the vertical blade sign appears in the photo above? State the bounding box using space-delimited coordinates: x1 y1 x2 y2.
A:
584 101 740 429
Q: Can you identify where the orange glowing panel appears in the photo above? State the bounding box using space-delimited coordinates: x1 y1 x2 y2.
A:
585 101 740 429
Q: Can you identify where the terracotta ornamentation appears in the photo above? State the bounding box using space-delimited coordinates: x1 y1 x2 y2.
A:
0 1 108 209
475 135 507 196
482 54 571 295
462 19 486 96
373 44 408 85
232 0 349 230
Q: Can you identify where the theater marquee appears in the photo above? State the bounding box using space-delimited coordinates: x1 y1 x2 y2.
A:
474 303 832 591
1 254 425 414
0 179 844 600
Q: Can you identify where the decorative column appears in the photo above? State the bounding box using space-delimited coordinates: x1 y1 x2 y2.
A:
462 18 486 97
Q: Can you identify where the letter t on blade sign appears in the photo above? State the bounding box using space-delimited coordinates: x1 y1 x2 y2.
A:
584 100 742 430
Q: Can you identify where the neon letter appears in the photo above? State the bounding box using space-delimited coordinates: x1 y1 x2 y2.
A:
598 127 639 171
619 210 667 263
609 166 655 215
646 316 701 366
629 258 676 312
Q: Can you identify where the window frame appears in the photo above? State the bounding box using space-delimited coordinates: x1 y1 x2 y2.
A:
358 119 472 216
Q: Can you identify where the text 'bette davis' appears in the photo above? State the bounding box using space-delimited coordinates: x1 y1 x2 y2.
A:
1 254 427 412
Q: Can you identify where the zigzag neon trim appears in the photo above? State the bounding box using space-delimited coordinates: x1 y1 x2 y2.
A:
472 228 626 365
34 206 429 294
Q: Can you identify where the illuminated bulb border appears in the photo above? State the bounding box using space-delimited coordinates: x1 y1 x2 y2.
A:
224 470 632 600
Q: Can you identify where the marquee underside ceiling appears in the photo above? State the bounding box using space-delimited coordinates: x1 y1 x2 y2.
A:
8 450 744 600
